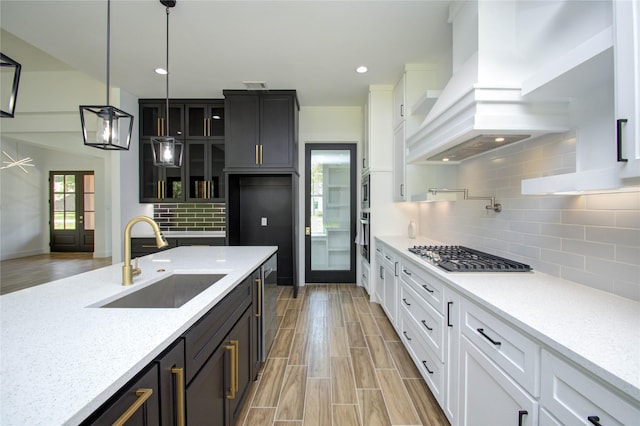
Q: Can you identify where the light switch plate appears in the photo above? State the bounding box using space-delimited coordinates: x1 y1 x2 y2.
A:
261 217 267 226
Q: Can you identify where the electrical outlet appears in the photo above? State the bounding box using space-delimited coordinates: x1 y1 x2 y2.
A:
261 217 267 226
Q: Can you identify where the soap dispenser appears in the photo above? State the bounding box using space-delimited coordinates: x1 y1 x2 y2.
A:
408 221 417 239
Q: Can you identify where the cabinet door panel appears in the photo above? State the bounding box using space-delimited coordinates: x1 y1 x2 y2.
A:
186 345 227 426
260 95 293 168
157 340 186 426
459 335 538 426
225 95 260 169
228 308 253 425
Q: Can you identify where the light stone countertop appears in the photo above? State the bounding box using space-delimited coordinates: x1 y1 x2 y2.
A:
0 245 276 426
377 235 640 403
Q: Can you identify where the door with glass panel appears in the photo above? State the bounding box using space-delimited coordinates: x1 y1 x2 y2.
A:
305 144 356 283
49 171 95 252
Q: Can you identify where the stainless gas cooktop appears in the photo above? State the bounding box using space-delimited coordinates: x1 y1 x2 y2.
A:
408 245 532 272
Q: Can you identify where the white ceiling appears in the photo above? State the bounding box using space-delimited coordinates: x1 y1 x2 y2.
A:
0 0 452 107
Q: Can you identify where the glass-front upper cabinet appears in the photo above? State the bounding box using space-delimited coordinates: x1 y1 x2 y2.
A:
186 141 225 201
185 102 225 139
140 103 184 138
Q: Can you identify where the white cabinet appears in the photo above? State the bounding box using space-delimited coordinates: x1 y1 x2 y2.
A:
540 349 640 426
614 0 640 180
443 288 460 425
459 334 539 426
380 245 398 326
363 85 393 173
360 257 370 295
460 298 540 397
392 125 406 201
374 246 384 305
459 296 540 426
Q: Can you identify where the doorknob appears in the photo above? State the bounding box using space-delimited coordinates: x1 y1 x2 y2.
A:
305 227 311 236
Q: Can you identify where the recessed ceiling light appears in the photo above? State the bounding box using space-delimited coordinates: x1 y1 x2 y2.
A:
356 65 368 74
495 137 505 142
442 158 449 162
155 68 168 75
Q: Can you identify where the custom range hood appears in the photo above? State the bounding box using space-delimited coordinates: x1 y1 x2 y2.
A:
407 1 569 164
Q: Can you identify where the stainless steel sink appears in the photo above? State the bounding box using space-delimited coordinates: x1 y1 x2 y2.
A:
99 273 226 308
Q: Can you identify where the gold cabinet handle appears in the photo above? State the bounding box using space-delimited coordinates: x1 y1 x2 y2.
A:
204 118 208 137
255 145 259 165
255 277 262 317
112 388 153 426
208 180 213 199
171 368 185 426
225 341 239 399
157 118 161 136
232 340 239 395
260 144 263 164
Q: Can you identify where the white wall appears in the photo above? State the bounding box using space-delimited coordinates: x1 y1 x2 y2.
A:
298 106 363 285
418 134 640 301
0 67 147 261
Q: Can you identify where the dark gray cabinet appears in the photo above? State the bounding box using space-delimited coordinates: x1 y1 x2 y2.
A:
224 90 299 172
83 265 266 426
139 99 225 203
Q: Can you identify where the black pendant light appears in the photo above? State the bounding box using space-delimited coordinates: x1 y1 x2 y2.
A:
79 0 134 150
0 53 22 118
152 0 183 168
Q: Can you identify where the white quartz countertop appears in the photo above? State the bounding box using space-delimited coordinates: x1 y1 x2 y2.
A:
0 245 276 425
377 235 640 403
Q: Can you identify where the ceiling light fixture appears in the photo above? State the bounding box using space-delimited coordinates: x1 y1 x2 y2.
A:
79 0 134 150
152 0 183 168
356 65 368 74
154 67 168 75
0 53 21 118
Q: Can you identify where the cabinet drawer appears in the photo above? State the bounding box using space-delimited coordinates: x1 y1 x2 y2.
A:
400 281 444 361
461 297 540 397
183 277 251 384
382 247 398 271
540 349 640 426
399 257 445 315
400 310 445 405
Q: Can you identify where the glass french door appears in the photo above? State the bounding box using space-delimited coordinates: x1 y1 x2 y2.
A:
305 144 356 283
49 171 95 252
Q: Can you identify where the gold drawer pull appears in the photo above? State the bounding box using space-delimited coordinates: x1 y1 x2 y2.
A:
171 368 185 426
112 388 153 426
255 145 259 165
225 341 238 400
259 145 263 164
255 278 262 317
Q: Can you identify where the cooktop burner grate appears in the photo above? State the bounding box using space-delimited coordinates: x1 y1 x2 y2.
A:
408 245 532 272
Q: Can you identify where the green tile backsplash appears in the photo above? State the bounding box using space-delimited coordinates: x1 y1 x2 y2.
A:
153 203 226 232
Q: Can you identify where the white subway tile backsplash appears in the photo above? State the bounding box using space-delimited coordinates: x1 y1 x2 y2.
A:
587 227 640 246
541 223 585 239
616 211 640 229
418 133 640 301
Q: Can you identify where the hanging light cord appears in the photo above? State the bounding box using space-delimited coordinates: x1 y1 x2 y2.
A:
106 0 111 106
164 6 170 137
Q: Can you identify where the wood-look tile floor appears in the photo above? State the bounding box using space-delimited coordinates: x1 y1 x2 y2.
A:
0 253 112 295
236 284 449 426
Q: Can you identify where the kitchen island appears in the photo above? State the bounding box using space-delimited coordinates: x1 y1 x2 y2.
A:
0 245 276 425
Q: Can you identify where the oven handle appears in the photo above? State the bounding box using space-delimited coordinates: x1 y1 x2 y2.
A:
360 218 369 225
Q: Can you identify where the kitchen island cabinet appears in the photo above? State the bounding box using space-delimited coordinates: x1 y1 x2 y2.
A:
0 245 276 425
374 236 640 426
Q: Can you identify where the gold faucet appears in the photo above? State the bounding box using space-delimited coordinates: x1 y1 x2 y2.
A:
122 216 168 286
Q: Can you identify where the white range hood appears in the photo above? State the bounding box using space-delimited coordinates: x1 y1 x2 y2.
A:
407 1 570 164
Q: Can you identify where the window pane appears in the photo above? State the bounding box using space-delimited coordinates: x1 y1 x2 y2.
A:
84 212 95 230
65 212 76 230
54 212 65 230
53 175 64 193
65 175 76 193
84 174 95 192
65 194 75 211
84 193 95 211
53 194 65 211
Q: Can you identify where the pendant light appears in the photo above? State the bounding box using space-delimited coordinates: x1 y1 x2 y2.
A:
152 0 183 168
0 53 22 118
79 0 134 150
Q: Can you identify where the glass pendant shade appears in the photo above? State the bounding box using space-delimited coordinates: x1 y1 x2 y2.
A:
152 136 183 167
79 105 134 150
0 53 22 118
